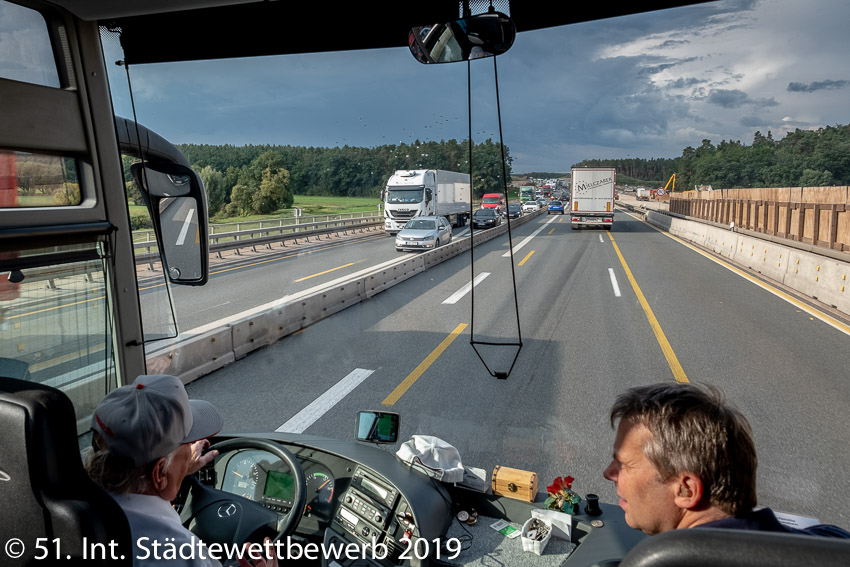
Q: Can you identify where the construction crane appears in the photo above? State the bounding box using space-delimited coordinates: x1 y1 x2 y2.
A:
651 173 675 199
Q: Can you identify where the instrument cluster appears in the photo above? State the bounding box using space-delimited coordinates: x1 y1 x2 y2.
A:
220 449 338 528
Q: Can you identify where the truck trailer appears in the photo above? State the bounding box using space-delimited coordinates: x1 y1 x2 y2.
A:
382 169 471 234
570 167 615 230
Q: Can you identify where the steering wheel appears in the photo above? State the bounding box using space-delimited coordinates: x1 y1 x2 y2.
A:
180 438 307 549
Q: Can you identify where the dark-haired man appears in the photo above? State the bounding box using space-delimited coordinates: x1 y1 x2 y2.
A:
603 382 848 537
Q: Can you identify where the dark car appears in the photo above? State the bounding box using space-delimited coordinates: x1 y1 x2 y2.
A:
548 200 565 214
506 203 523 219
472 208 502 229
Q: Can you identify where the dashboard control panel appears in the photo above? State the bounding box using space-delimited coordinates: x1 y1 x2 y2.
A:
335 467 398 543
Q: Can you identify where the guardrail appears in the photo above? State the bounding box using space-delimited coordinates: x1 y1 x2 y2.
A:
145 209 544 384
132 211 383 242
133 216 384 267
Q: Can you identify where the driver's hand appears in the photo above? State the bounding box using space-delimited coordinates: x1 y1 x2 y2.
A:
187 439 218 475
236 538 278 567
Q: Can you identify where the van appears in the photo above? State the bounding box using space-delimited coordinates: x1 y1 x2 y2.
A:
480 193 506 215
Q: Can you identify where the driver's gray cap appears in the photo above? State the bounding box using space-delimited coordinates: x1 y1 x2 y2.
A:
91 374 223 467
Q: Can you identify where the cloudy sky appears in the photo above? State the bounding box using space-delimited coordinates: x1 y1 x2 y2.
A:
104 0 850 173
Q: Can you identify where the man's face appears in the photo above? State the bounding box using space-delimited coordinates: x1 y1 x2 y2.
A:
603 420 683 534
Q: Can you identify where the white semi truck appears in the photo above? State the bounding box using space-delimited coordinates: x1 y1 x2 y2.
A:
382 169 471 234
570 167 616 230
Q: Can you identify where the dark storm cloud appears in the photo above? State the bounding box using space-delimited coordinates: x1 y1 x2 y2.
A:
641 57 701 75
787 80 850 92
669 77 704 88
658 39 690 49
708 89 749 108
707 89 779 109
740 116 765 127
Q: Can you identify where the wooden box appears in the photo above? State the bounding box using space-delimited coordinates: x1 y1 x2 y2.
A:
491 465 538 502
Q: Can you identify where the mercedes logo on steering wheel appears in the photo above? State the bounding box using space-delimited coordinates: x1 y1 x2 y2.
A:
217 503 237 518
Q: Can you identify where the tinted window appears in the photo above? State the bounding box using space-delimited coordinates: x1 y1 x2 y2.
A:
0 150 81 207
0 1 60 87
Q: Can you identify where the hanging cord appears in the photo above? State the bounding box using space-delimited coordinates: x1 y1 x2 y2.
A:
467 58 476 343
117 59 180 347
467 53 523 380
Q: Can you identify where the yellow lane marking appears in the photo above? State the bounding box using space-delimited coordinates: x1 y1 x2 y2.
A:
547 228 556 235
382 323 468 405
607 231 689 383
518 251 535 266
623 211 850 337
294 260 365 283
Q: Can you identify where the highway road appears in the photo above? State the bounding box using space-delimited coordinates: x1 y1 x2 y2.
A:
184 208 850 528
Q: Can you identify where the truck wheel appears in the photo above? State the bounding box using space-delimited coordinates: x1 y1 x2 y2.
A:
396 247 402 251
571 225 578 230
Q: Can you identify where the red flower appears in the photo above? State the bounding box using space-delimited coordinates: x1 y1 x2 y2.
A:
547 475 575 495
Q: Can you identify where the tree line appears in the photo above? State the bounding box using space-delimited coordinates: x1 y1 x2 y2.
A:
173 139 512 217
572 124 850 191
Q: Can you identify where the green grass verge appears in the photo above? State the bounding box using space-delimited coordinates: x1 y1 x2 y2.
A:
209 195 381 223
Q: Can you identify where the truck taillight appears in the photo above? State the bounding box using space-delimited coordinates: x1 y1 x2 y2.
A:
571 217 579 222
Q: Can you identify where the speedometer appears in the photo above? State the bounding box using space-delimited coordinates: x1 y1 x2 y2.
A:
304 471 335 518
223 455 260 498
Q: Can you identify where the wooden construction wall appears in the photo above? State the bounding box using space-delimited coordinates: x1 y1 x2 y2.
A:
670 187 850 252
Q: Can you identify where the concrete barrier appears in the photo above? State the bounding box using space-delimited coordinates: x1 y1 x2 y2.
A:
702 224 736 260
732 235 790 284
784 251 849 312
644 210 850 316
147 326 235 384
146 210 542 383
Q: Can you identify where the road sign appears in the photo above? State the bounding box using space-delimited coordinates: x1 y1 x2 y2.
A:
657 188 666 196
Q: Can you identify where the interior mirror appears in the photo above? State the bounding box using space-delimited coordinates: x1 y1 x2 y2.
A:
409 11 516 64
355 411 400 444
131 162 209 286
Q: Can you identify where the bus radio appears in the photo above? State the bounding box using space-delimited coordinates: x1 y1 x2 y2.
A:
338 486 391 531
349 467 398 509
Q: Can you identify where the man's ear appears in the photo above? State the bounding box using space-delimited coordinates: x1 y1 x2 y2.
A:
673 473 704 509
150 457 169 493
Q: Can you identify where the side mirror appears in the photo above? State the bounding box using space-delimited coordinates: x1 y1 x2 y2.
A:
355 411 400 444
131 162 209 286
409 11 516 64
425 188 433 203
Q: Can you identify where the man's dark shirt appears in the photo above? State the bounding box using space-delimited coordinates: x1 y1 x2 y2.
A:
697 508 850 538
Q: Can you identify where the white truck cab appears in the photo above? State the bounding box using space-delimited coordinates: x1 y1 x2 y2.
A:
383 169 470 234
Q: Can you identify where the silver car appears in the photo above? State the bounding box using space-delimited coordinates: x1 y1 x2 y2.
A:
395 216 453 251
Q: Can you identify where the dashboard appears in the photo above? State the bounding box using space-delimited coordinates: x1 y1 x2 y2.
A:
216 448 343 535
204 437 443 566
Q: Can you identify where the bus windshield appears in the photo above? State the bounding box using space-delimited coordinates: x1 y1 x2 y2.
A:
2 3 849 559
